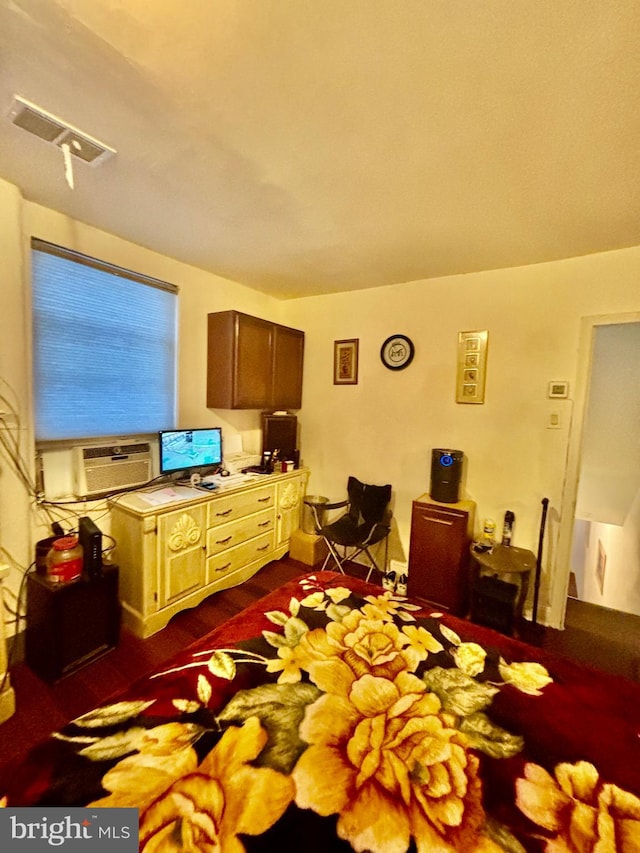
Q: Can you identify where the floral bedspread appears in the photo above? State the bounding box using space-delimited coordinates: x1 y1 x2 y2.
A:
3 570 640 852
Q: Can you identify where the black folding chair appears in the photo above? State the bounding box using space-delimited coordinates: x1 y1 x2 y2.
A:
308 476 392 582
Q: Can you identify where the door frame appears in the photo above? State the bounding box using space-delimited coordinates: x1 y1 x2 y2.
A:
552 310 640 628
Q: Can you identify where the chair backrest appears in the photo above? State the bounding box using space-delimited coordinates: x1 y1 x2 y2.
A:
347 476 392 524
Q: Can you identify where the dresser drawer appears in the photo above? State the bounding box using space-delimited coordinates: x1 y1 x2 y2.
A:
207 531 275 580
207 485 275 527
206 508 274 556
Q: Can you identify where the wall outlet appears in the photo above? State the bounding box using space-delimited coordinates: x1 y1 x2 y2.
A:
389 559 408 576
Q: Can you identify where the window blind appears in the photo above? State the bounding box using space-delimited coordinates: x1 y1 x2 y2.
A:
31 239 178 441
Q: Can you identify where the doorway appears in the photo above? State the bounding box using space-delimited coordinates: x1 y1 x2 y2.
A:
554 313 640 628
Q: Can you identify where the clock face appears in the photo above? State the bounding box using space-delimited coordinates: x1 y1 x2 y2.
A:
380 335 415 370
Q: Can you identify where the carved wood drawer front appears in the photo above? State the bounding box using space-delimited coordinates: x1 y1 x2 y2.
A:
206 531 275 580
206 508 274 556
207 485 275 528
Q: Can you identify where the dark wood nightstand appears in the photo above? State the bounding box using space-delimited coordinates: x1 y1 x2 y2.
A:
25 565 120 682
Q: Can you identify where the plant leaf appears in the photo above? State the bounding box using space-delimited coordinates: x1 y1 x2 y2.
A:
439 625 461 646
284 616 309 645
265 610 289 626
423 666 499 716
326 603 351 622
217 682 322 773
289 596 300 617
262 630 289 649
197 674 213 705
173 699 201 713
460 712 524 758
78 727 149 761
72 700 155 728
207 650 237 680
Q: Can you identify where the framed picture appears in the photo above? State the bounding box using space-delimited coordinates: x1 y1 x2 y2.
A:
334 339 359 385
456 330 488 403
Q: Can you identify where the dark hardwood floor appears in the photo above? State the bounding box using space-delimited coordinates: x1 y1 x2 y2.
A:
1 556 639 780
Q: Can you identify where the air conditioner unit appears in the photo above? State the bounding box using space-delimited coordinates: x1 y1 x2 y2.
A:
73 441 152 498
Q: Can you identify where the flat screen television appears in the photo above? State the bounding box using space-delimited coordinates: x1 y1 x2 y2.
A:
159 428 223 477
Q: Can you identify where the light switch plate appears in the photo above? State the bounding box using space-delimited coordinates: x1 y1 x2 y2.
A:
547 411 562 429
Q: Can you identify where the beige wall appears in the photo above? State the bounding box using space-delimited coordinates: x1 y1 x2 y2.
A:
285 248 640 625
1 175 640 634
0 179 286 632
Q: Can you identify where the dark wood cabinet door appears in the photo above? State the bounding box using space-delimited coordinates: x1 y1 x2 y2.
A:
234 313 273 408
207 311 304 410
272 324 304 409
408 499 474 615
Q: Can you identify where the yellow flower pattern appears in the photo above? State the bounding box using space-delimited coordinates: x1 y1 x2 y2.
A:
516 760 640 852
10 574 640 853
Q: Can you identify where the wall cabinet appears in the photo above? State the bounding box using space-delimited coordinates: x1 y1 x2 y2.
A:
207 310 304 410
407 496 476 616
110 469 308 637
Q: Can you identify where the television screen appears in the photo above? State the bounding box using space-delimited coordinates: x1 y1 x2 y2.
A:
159 428 223 476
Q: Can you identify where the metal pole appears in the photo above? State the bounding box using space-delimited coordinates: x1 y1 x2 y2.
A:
532 497 549 625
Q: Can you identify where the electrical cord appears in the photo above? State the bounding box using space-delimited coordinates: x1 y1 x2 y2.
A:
0 562 35 698
37 473 170 508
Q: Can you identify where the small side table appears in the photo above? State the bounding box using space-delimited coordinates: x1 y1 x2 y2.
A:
26 566 120 682
470 544 536 634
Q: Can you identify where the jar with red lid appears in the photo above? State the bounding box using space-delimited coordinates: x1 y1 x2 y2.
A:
46 536 83 583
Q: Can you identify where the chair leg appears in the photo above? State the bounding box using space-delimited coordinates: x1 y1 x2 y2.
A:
321 539 347 574
319 540 387 582
362 546 385 583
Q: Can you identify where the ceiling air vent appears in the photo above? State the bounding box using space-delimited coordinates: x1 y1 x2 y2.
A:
7 95 116 166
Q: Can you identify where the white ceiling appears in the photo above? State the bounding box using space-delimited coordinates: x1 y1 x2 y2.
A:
1 1 639 299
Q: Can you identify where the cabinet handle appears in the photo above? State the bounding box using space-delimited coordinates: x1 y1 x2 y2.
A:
258 496 272 503
421 515 454 526
258 520 271 528
215 508 233 517
215 562 232 572
216 536 233 545
256 544 270 552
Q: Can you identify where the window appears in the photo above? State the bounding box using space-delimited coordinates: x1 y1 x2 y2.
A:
31 239 177 441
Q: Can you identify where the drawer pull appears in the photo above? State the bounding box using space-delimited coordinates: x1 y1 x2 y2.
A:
258 520 271 528
215 562 232 573
256 543 270 552
216 536 233 545
422 515 454 526
258 496 272 503
216 508 233 517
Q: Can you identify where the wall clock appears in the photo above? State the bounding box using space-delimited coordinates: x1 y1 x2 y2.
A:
380 334 415 370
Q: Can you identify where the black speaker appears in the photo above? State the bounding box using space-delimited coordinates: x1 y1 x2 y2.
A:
429 449 464 503
262 413 298 464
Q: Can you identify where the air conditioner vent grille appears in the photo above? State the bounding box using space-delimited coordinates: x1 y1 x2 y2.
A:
7 95 116 166
11 107 64 141
56 130 106 164
82 443 151 460
73 441 152 497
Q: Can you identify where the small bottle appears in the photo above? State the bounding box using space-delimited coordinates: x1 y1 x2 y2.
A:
46 535 83 584
502 511 515 546
482 518 496 547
